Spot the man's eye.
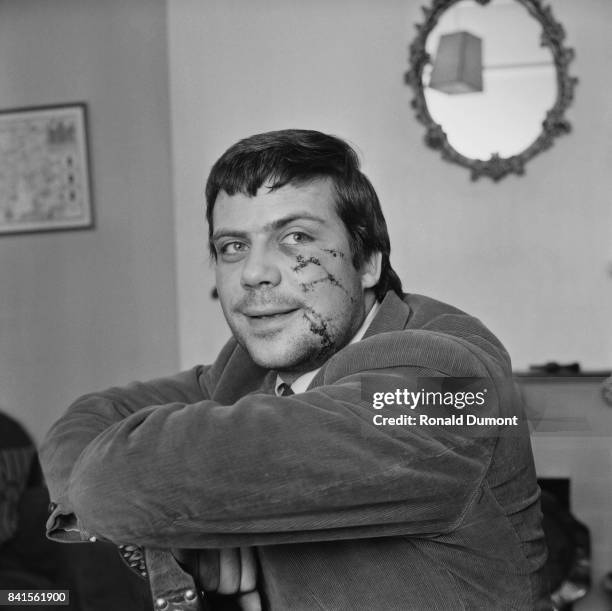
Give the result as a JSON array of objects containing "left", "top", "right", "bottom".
[
  {"left": 281, "top": 232, "right": 312, "bottom": 245},
  {"left": 220, "top": 241, "right": 248, "bottom": 255}
]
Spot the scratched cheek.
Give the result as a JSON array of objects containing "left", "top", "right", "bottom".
[
  {"left": 290, "top": 247, "right": 348, "bottom": 272},
  {"left": 298, "top": 268, "right": 356, "bottom": 304},
  {"left": 291, "top": 249, "right": 349, "bottom": 284},
  {"left": 301, "top": 308, "right": 335, "bottom": 358},
  {"left": 321, "top": 248, "right": 346, "bottom": 260},
  {"left": 291, "top": 253, "right": 321, "bottom": 273}
]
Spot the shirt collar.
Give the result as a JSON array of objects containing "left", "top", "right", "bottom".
[{"left": 275, "top": 300, "right": 381, "bottom": 396}]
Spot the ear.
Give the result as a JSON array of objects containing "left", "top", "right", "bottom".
[{"left": 360, "top": 251, "right": 382, "bottom": 290}]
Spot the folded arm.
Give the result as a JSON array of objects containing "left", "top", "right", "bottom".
[
  {"left": 40, "top": 332, "right": 506, "bottom": 548},
  {"left": 40, "top": 367, "right": 209, "bottom": 510}
]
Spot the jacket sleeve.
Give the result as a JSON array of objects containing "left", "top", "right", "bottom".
[
  {"left": 39, "top": 367, "right": 219, "bottom": 547},
  {"left": 40, "top": 329, "right": 514, "bottom": 548}
]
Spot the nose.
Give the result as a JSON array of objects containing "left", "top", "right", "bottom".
[{"left": 240, "top": 244, "right": 282, "bottom": 289}]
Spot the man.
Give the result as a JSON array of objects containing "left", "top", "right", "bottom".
[{"left": 40, "top": 129, "right": 550, "bottom": 610}]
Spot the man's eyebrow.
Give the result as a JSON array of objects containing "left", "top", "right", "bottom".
[{"left": 212, "top": 213, "right": 326, "bottom": 242}]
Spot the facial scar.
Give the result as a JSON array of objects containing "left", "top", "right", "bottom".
[
  {"left": 322, "top": 249, "right": 345, "bottom": 259},
  {"left": 299, "top": 274, "right": 355, "bottom": 303},
  {"left": 301, "top": 307, "right": 334, "bottom": 357},
  {"left": 291, "top": 255, "right": 321, "bottom": 272},
  {"left": 292, "top": 254, "right": 356, "bottom": 302}
]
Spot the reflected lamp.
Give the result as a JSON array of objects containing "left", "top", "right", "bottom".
[{"left": 429, "top": 31, "right": 483, "bottom": 94}]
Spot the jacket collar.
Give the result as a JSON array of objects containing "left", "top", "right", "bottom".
[{"left": 363, "top": 291, "right": 410, "bottom": 339}]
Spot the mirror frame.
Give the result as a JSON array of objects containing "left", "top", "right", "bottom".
[{"left": 405, "top": 0, "right": 578, "bottom": 181}]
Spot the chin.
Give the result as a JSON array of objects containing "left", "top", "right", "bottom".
[{"left": 243, "top": 336, "right": 318, "bottom": 371}]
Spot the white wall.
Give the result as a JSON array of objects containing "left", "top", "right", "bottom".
[
  {"left": 168, "top": 0, "right": 612, "bottom": 372},
  {"left": 0, "top": 0, "right": 178, "bottom": 442}
]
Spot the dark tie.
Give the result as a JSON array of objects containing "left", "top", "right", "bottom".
[{"left": 278, "top": 382, "right": 294, "bottom": 396}]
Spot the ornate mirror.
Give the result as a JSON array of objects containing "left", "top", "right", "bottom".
[{"left": 405, "top": 0, "right": 578, "bottom": 181}]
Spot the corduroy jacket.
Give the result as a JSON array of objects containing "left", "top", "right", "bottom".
[{"left": 40, "top": 292, "right": 551, "bottom": 610}]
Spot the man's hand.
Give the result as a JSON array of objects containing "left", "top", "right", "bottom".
[{"left": 173, "top": 547, "right": 262, "bottom": 611}]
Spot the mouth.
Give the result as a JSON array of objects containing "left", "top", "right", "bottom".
[
  {"left": 241, "top": 307, "right": 301, "bottom": 331},
  {"left": 244, "top": 308, "right": 299, "bottom": 320}
]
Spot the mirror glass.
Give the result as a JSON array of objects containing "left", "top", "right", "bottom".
[{"left": 422, "top": 0, "right": 556, "bottom": 160}]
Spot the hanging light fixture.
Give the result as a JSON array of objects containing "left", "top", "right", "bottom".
[{"left": 429, "top": 31, "right": 483, "bottom": 94}]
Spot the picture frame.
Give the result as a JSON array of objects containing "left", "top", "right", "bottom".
[{"left": 0, "top": 102, "right": 94, "bottom": 235}]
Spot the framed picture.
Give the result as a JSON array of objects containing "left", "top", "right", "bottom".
[{"left": 0, "top": 103, "right": 93, "bottom": 235}]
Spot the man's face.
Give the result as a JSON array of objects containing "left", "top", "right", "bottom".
[{"left": 212, "top": 178, "right": 380, "bottom": 375}]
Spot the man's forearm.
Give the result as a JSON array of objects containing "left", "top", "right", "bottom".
[
  {"left": 40, "top": 332, "right": 509, "bottom": 549},
  {"left": 40, "top": 367, "right": 210, "bottom": 516},
  {"left": 51, "top": 371, "right": 499, "bottom": 548}
]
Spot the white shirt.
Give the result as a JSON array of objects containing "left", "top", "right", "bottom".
[{"left": 275, "top": 300, "right": 381, "bottom": 395}]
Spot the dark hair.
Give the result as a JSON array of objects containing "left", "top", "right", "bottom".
[{"left": 205, "top": 129, "right": 403, "bottom": 301}]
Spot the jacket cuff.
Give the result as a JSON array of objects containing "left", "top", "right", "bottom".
[{"left": 45, "top": 502, "right": 97, "bottom": 543}]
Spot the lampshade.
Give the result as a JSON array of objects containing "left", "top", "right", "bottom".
[{"left": 429, "top": 31, "right": 483, "bottom": 94}]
